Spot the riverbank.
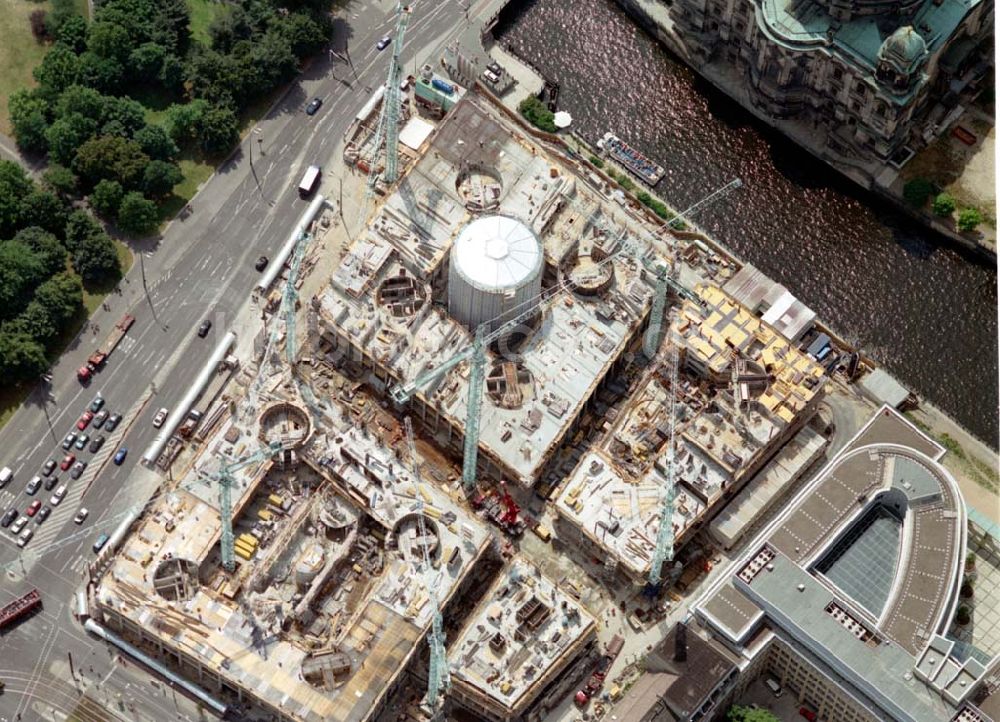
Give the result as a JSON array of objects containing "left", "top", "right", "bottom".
[{"left": 612, "top": 0, "right": 997, "bottom": 262}]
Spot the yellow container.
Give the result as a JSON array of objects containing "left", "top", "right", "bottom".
[
  {"left": 267, "top": 494, "right": 283, "bottom": 507},
  {"left": 234, "top": 545, "right": 254, "bottom": 560},
  {"left": 238, "top": 533, "right": 258, "bottom": 548},
  {"left": 532, "top": 524, "right": 552, "bottom": 543},
  {"left": 257, "top": 509, "right": 274, "bottom": 522}
]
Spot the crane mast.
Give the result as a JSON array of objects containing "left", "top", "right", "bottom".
[
  {"left": 403, "top": 417, "right": 449, "bottom": 709},
  {"left": 214, "top": 442, "right": 283, "bottom": 572},
  {"left": 647, "top": 346, "right": 679, "bottom": 589}
]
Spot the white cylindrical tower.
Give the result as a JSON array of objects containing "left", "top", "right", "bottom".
[{"left": 448, "top": 215, "right": 543, "bottom": 334}]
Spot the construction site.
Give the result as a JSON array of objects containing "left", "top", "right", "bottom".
[{"left": 80, "top": 9, "right": 859, "bottom": 722}]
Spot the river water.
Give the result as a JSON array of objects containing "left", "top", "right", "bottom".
[{"left": 495, "top": 0, "right": 999, "bottom": 446}]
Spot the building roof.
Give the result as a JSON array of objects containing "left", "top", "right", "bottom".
[
  {"left": 451, "top": 215, "right": 543, "bottom": 292},
  {"left": 695, "top": 407, "right": 975, "bottom": 722}
]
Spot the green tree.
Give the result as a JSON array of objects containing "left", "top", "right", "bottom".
[
  {"left": 46, "top": 0, "right": 79, "bottom": 39},
  {"left": 33, "top": 43, "right": 79, "bottom": 94},
  {"left": 73, "top": 231, "right": 121, "bottom": 282},
  {"left": 517, "top": 96, "right": 557, "bottom": 133},
  {"left": 957, "top": 208, "right": 983, "bottom": 232},
  {"left": 0, "top": 160, "right": 33, "bottom": 238},
  {"left": 100, "top": 97, "right": 147, "bottom": 138},
  {"left": 73, "top": 135, "right": 150, "bottom": 190},
  {"left": 8, "top": 89, "right": 50, "bottom": 154},
  {"left": 56, "top": 85, "right": 106, "bottom": 122},
  {"left": 87, "top": 21, "right": 132, "bottom": 63},
  {"left": 932, "top": 192, "right": 956, "bottom": 217},
  {"left": 45, "top": 113, "right": 98, "bottom": 167},
  {"left": 90, "top": 179, "right": 125, "bottom": 218},
  {"left": 726, "top": 705, "right": 780, "bottom": 722},
  {"left": 19, "top": 299, "right": 59, "bottom": 343},
  {"left": 133, "top": 125, "right": 179, "bottom": 161},
  {"left": 76, "top": 52, "right": 124, "bottom": 93},
  {"left": 159, "top": 54, "right": 185, "bottom": 93},
  {"left": 0, "top": 240, "right": 47, "bottom": 319},
  {"left": 276, "top": 13, "right": 329, "bottom": 59},
  {"left": 43, "top": 164, "right": 78, "bottom": 198},
  {"left": 198, "top": 105, "right": 240, "bottom": 155},
  {"left": 128, "top": 42, "right": 167, "bottom": 83},
  {"left": 116, "top": 191, "right": 158, "bottom": 237},
  {"left": 902, "top": 178, "right": 933, "bottom": 207},
  {"left": 35, "top": 271, "right": 82, "bottom": 327},
  {"left": 18, "top": 190, "right": 69, "bottom": 238},
  {"left": 13, "top": 227, "right": 67, "bottom": 276},
  {"left": 64, "top": 209, "right": 104, "bottom": 253},
  {"left": 0, "top": 327, "right": 48, "bottom": 382},
  {"left": 54, "top": 14, "right": 88, "bottom": 53},
  {"left": 162, "top": 100, "right": 208, "bottom": 143},
  {"left": 142, "top": 160, "right": 183, "bottom": 198}
]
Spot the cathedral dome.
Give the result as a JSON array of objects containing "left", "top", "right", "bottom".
[{"left": 878, "top": 26, "right": 928, "bottom": 76}]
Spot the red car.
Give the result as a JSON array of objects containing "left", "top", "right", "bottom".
[
  {"left": 799, "top": 708, "right": 818, "bottom": 722},
  {"left": 25, "top": 500, "right": 41, "bottom": 517},
  {"left": 76, "top": 411, "right": 94, "bottom": 430},
  {"left": 60, "top": 454, "right": 76, "bottom": 471}
]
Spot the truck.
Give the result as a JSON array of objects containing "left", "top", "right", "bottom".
[
  {"left": 78, "top": 314, "right": 135, "bottom": 383},
  {"left": 0, "top": 589, "right": 41, "bottom": 630}
]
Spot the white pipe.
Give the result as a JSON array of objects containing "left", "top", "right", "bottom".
[
  {"left": 106, "top": 510, "right": 139, "bottom": 552},
  {"left": 356, "top": 85, "right": 386, "bottom": 122},
  {"left": 84, "top": 619, "right": 229, "bottom": 717},
  {"left": 255, "top": 195, "right": 327, "bottom": 296},
  {"left": 142, "top": 332, "right": 237, "bottom": 466}
]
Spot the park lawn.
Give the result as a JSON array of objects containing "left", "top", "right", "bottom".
[
  {"left": 187, "top": 0, "right": 226, "bottom": 47},
  {"left": 0, "top": 1, "right": 53, "bottom": 134},
  {"left": 158, "top": 152, "right": 214, "bottom": 223}
]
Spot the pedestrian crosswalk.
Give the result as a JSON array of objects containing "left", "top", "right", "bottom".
[{"left": 1, "top": 391, "right": 152, "bottom": 562}]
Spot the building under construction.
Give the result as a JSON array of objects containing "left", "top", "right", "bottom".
[{"left": 553, "top": 283, "right": 828, "bottom": 585}]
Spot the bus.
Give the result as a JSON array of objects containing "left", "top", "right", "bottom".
[{"left": 298, "top": 165, "right": 321, "bottom": 197}]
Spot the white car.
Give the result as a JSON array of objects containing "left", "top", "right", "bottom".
[
  {"left": 16, "top": 528, "right": 33, "bottom": 548},
  {"left": 74, "top": 508, "right": 89, "bottom": 524},
  {"left": 50, "top": 485, "right": 67, "bottom": 506},
  {"left": 153, "top": 408, "right": 169, "bottom": 428},
  {"left": 10, "top": 516, "right": 27, "bottom": 535}
]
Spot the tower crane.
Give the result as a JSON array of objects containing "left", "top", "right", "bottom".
[
  {"left": 202, "top": 441, "right": 284, "bottom": 573},
  {"left": 403, "top": 417, "right": 449, "bottom": 710},
  {"left": 646, "top": 345, "right": 680, "bottom": 593},
  {"left": 358, "top": 3, "right": 412, "bottom": 225}
]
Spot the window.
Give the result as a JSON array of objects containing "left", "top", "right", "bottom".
[
  {"left": 851, "top": 100, "right": 862, "bottom": 112},
  {"left": 833, "top": 67, "right": 843, "bottom": 80}
]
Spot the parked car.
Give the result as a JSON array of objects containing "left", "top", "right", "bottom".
[
  {"left": 35, "top": 506, "right": 51, "bottom": 524},
  {"left": 44, "top": 475, "right": 58, "bottom": 491},
  {"left": 42, "top": 460, "right": 57, "bottom": 477},
  {"left": 73, "top": 508, "right": 89, "bottom": 524},
  {"left": 74, "top": 433, "right": 89, "bottom": 450},
  {"left": 376, "top": 35, "right": 391, "bottom": 50},
  {"left": 197, "top": 320, "right": 212, "bottom": 338},
  {"left": 255, "top": 256, "right": 269, "bottom": 272},
  {"left": 89, "top": 436, "right": 105, "bottom": 453},
  {"left": 25, "top": 500, "right": 41, "bottom": 517},
  {"left": 50, "top": 485, "right": 68, "bottom": 506},
  {"left": 70, "top": 461, "right": 87, "bottom": 480},
  {"left": 92, "top": 409, "right": 109, "bottom": 428},
  {"left": 113, "top": 448, "right": 128, "bottom": 466},
  {"left": 10, "top": 517, "right": 27, "bottom": 535},
  {"left": 76, "top": 411, "right": 94, "bottom": 430},
  {"left": 16, "top": 528, "right": 33, "bottom": 548},
  {"left": 60, "top": 454, "right": 76, "bottom": 471},
  {"left": 104, "top": 413, "right": 122, "bottom": 432},
  {"left": 153, "top": 408, "right": 169, "bottom": 428},
  {"left": 1, "top": 509, "right": 18, "bottom": 527},
  {"left": 305, "top": 97, "right": 323, "bottom": 115},
  {"left": 487, "top": 61, "right": 502, "bottom": 75},
  {"left": 25, "top": 477, "right": 41, "bottom": 496},
  {"left": 92, "top": 533, "right": 109, "bottom": 553},
  {"left": 89, "top": 395, "right": 105, "bottom": 413},
  {"left": 62, "top": 432, "right": 77, "bottom": 450}
]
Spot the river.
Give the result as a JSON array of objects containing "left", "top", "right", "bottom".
[{"left": 495, "top": 0, "right": 999, "bottom": 447}]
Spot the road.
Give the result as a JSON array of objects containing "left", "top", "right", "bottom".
[{"left": 0, "top": 1, "right": 487, "bottom": 719}]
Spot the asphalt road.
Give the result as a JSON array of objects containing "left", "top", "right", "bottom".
[{"left": 0, "top": 2, "right": 487, "bottom": 719}]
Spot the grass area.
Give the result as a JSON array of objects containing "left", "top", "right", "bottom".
[
  {"left": 158, "top": 151, "right": 214, "bottom": 223},
  {"left": 187, "top": 0, "right": 226, "bottom": 47},
  {"left": 0, "top": 1, "right": 54, "bottom": 135},
  {"left": 906, "top": 412, "right": 999, "bottom": 494}
]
